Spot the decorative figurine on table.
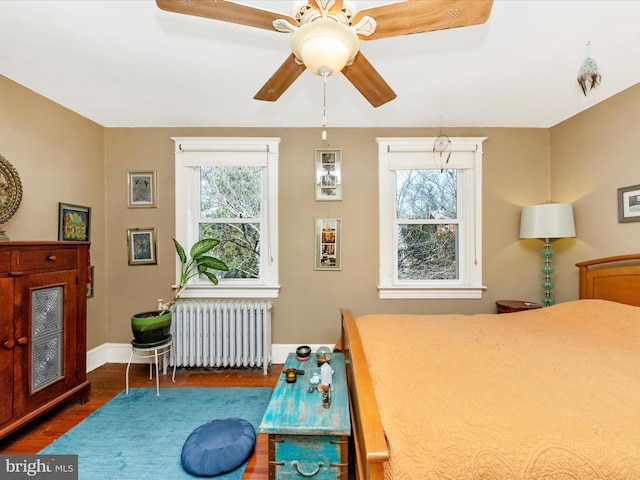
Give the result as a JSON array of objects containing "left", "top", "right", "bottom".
[
  {"left": 320, "top": 361, "right": 332, "bottom": 386},
  {"left": 307, "top": 353, "right": 335, "bottom": 408},
  {"left": 316, "top": 346, "right": 332, "bottom": 366},
  {"left": 322, "top": 386, "right": 332, "bottom": 409},
  {"left": 320, "top": 361, "right": 333, "bottom": 408}
]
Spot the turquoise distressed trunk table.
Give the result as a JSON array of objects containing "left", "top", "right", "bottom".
[{"left": 259, "top": 352, "right": 350, "bottom": 479}]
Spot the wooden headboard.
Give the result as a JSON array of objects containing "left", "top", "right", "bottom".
[{"left": 577, "top": 253, "right": 640, "bottom": 306}]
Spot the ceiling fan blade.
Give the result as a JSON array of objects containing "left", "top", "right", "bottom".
[
  {"left": 254, "top": 55, "right": 307, "bottom": 102},
  {"left": 327, "top": 0, "right": 344, "bottom": 14},
  {"left": 155, "top": 0, "right": 296, "bottom": 31},
  {"left": 353, "top": 0, "right": 493, "bottom": 40},
  {"left": 342, "top": 53, "right": 397, "bottom": 107}
]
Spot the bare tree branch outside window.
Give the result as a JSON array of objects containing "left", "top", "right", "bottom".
[{"left": 396, "top": 169, "right": 459, "bottom": 280}]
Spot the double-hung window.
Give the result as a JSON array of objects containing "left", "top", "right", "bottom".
[
  {"left": 377, "top": 137, "right": 486, "bottom": 299},
  {"left": 173, "top": 137, "right": 280, "bottom": 299}
]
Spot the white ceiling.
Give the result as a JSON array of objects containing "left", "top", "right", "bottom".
[{"left": 1, "top": 0, "right": 639, "bottom": 129}]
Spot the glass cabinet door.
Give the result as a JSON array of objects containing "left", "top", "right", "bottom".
[
  {"left": 31, "top": 286, "right": 64, "bottom": 392},
  {"left": 13, "top": 269, "right": 77, "bottom": 415}
]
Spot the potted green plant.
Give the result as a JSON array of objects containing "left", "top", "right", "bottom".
[{"left": 131, "top": 238, "right": 228, "bottom": 344}]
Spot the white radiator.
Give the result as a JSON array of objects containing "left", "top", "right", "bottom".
[{"left": 170, "top": 301, "right": 272, "bottom": 375}]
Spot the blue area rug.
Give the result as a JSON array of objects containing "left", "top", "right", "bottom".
[{"left": 40, "top": 388, "right": 272, "bottom": 480}]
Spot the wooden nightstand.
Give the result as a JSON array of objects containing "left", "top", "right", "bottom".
[
  {"left": 496, "top": 300, "right": 544, "bottom": 314},
  {"left": 259, "top": 352, "right": 350, "bottom": 479}
]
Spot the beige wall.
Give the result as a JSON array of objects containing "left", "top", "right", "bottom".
[
  {"left": 104, "top": 127, "right": 551, "bottom": 345},
  {"left": 0, "top": 75, "right": 106, "bottom": 349},
  {"left": 550, "top": 82, "right": 640, "bottom": 299},
  {"left": 5, "top": 71, "right": 638, "bottom": 351}
]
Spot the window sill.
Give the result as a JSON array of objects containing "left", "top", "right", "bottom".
[
  {"left": 378, "top": 285, "right": 486, "bottom": 299},
  {"left": 179, "top": 285, "right": 280, "bottom": 299}
]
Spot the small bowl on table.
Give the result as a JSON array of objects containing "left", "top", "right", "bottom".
[{"left": 296, "top": 345, "right": 311, "bottom": 361}]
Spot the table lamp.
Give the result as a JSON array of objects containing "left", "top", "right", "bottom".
[{"left": 519, "top": 203, "right": 576, "bottom": 306}]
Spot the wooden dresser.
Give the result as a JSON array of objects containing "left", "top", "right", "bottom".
[
  {"left": 0, "top": 241, "right": 90, "bottom": 440},
  {"left": 260, "top": 352, "right": 350, "bottom": 479}
]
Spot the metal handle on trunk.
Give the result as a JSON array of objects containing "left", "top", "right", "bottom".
[{"left": 292, "top": 461, "right": 323, "bottom": 477}]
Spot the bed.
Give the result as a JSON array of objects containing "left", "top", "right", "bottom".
[{"left": 339, "top": 254, "right": 640, "bottom": 480}]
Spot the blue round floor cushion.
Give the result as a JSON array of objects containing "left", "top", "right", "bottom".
[{"left": 181, "top": 417, "right": 256, "bottom": 477}]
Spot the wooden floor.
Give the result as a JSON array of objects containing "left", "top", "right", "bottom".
[{"left": 0, "top": 362, "right": 281, "bottom": 479}]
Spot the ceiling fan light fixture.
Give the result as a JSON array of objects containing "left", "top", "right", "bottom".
[{"left": 291, "top": 19, "right": 359, "bottom": 76}]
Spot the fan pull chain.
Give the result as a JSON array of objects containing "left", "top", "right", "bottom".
[{"left": 321, "top": 68, "right": 328, "bottom": 140}]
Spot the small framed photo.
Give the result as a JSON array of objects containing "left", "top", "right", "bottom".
[
  {"left": 315, "top": 218, "right": 341, "bottom": 270},
  {"left": 58, "top": 203, "right": 91, "bottom": 241},
  {"left": 127, "top": 227, "right": 158, "bottom": 265},
  {"left": 128, "top": 171, "right": 157, "bottom": 208},
  {"left": 315, "top": 148, "right": 342, "bottom": 201},
  {"left": 618, "top": 184, "right": 640, "bottom": 223}
]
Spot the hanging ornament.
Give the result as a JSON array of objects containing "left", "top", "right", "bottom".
[
  {"left": 577, "top": 41, "right": 601, "bottom": 96},
  {"left": 433, "top": 134, "right": 451, "bottom": 172}
]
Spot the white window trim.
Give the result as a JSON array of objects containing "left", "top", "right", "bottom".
[
  {"left": 377, "top": 137, "right": 487, "bottom": 299},
  {"left": 173, "top": 137, "right": 280, "bottom": 299}
]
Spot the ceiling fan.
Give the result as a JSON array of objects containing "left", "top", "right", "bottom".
[{"left": 155, "top": 0, "right": 494, "bottom": 107}]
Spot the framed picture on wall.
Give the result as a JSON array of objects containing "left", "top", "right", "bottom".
[
  {"left": 58, "top": 203, "right": 91, "bottom": 241},
  {"left": 315, "top": 218, "right": 341, "bottom": 270},
  {"left": 315, "top": 148, "right": 342, "bottom": 201},
  {"left": 127, "top": 227, "right": 158, "bottom": 265},
  {"left": 618, "top": 184, "right": 640, "bottom": 223},
  {"left": 128, "top": 170, "right": 157, "bottom": 208}
]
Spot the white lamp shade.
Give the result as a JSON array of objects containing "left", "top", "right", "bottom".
[
  {"left": 291, "top": 20, "right": 359, "bottom": 76},
  {"left": 519, "top": 203, "right": 576, "bottom": 239}
]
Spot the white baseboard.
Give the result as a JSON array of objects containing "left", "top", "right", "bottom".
[{"left": 86, "top": 342, "right": 334, "bottom": 372}]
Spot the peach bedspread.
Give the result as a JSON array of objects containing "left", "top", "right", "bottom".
[{"left": 356, "top": 300, "right": 640, "bottom": 480}]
